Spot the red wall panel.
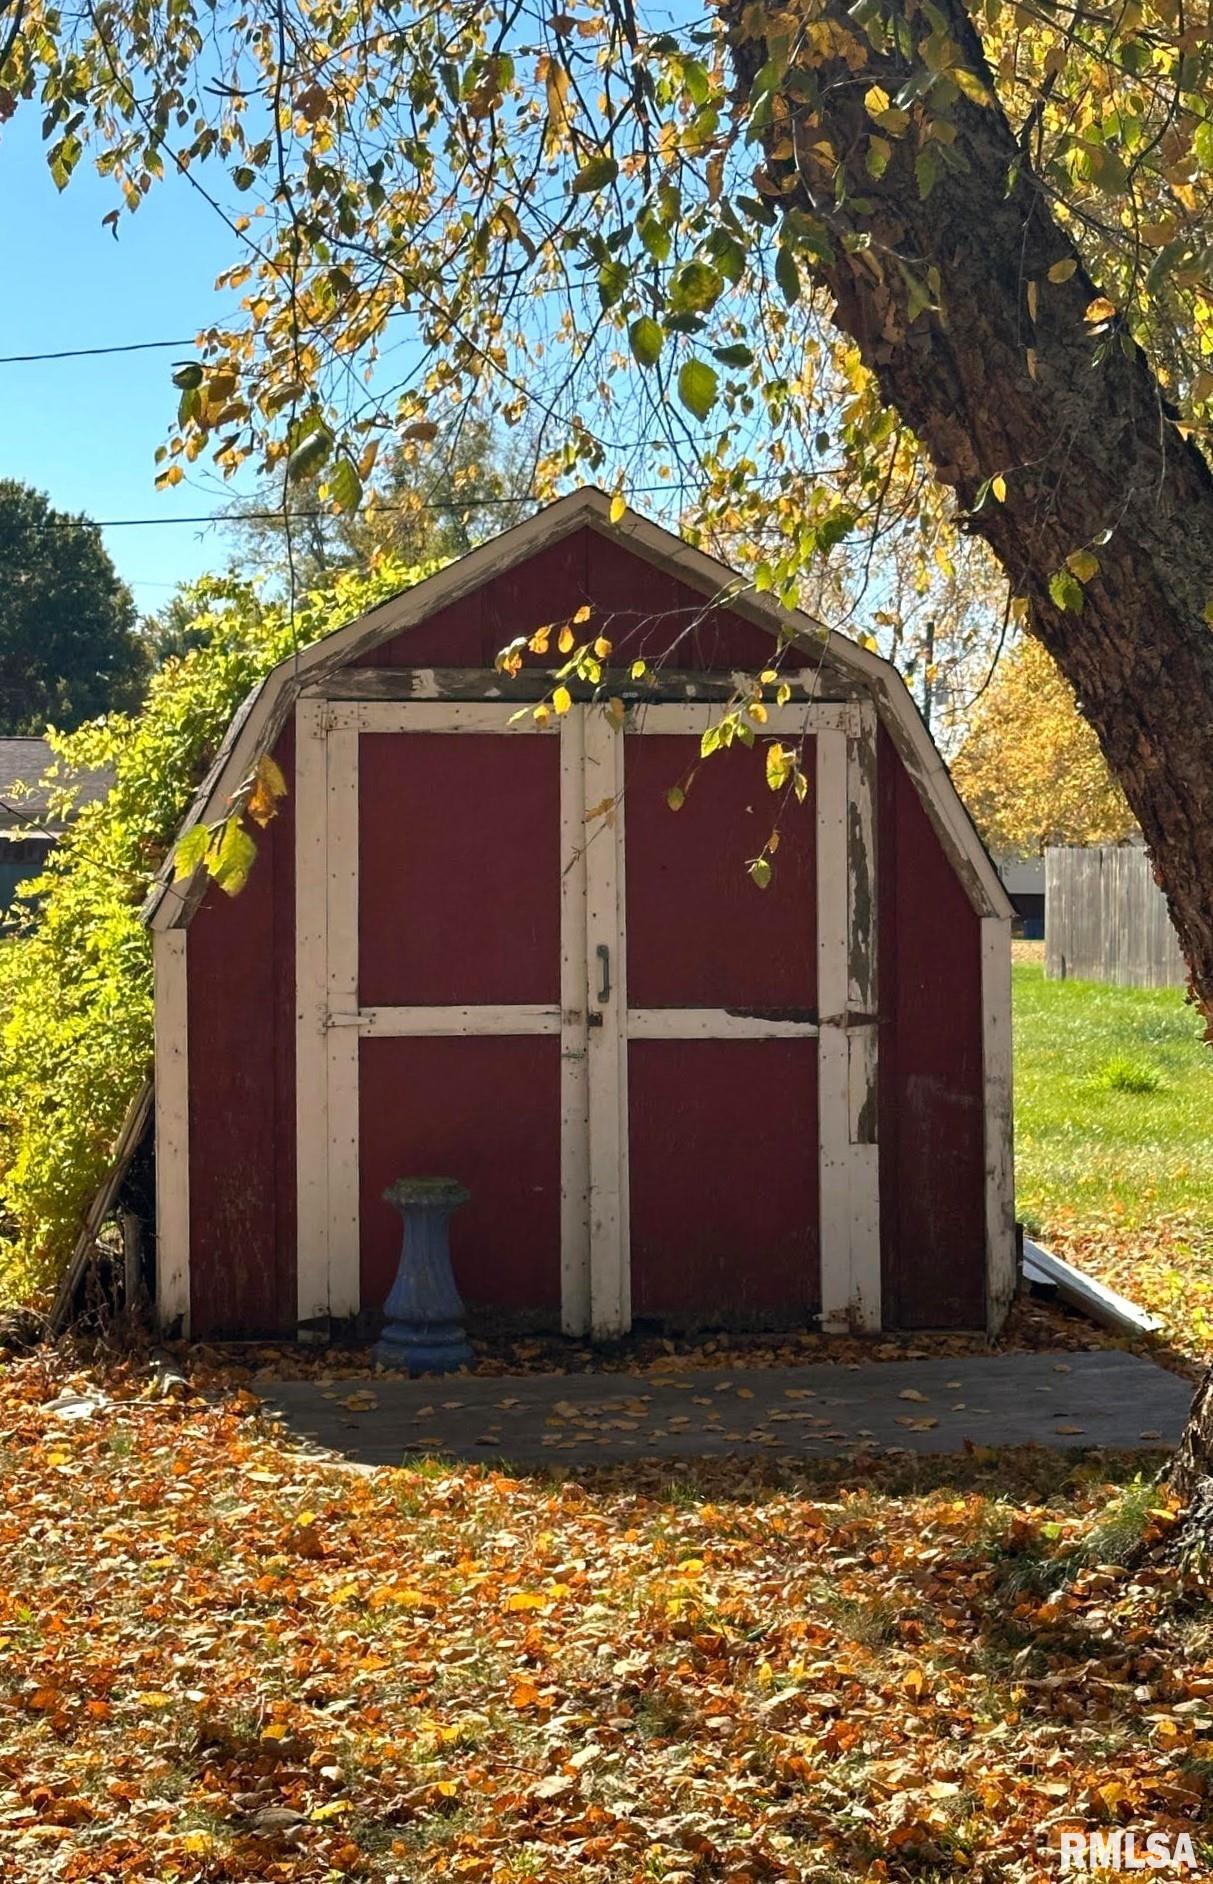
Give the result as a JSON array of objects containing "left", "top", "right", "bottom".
[
  {"left": 628, "top": 1038, "right": 819, "bottom": 1320},
  {"left": 356, "top": 526, "right": 815, "bottom": 677},
  {"left": 358, "top": 1035, "right": 562, "bottom": 1320},
  {"left": 624, "top": 733, "right": 816, "bottom": 1011},
  {"left": 877, "top": 727, "right": 986, "bottom": 1328},
  {"left": 358, "top": 732, "right": 560, "bottom": 1007},
  {"left": 186, "top": 722, "right": 296, "bottom": 1338}
]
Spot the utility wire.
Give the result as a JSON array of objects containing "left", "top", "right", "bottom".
[
  {"left": 10, "top": 488, "right": 687, "bottom": 530},
  {"left": 0, "top": 338, "right": 195, "bottom": 365}
]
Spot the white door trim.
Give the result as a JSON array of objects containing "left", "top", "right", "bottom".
[
  {"left": 298, "top": 695, "right": 881, "bottom": 1340},
  {"left": 335, "top": 1004, "right": 561, "bottom": 1036},
  {"left": 559, "top": 706, "right": 591, "bottom": 1335},
  {"left": 816, "top": 706, "right": 881, "bottom": 1331},
  {"left": 329, "top": 700, "right": 557, "bottom": 735},
  {"left": 299, "top": 699, "right": 581, "bottom": 1334},
  {"left": 593, "top": 701, "right": 881, "bottom": 1335},
  {"left": 816, "top": 724, "right": 851, "bottom": 1330},
  {"left": 844, "top": 701, "right": 881, "bottom": 1330},
  {"left": 583, "top": 709, "right": 630, "bottom": 1337},
  {"left": 631, "top": 701, "right": 859, "bottom": 736},
  {"left": 325, "top": 722, "right": 361, "bottom": 1320},
  {"left": 625, "top": 1008, "right": 820, "bottom": 1040}
]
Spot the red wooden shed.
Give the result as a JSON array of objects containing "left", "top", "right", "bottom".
[{"left": 146, "top": 489, "right": 1015, "bottom": 1343}]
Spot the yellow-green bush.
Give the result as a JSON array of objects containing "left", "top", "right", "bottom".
[{"left": 0, "top": 559, "right": 424, "bottom": 1308}]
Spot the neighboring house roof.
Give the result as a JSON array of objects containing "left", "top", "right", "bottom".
[
  {"left": 143, "top": 487, "right": 1013, "bottom": 928},
  {"left": 0, "top": 736, "right": 114, "bottom": 837}
]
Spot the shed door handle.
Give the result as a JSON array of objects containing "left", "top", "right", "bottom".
[{"left": 596, "top": 943, "right": 611, "bottom": 1005}]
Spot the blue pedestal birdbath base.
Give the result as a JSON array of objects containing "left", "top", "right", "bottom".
[{"left": 374, "top": 1177, "right": 472, "bottom": 1373}]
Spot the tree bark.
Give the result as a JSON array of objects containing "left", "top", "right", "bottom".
[
  {"left": 724, "top": 0, "right": 1213, "bottom": 1489},
  {"left": 727, "top": 0, "right": 1213, "bottom": 1021}
]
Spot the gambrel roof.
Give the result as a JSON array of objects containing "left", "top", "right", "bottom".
[{"left": 144, "top": 486, "right": 1011, "bottom": 929}]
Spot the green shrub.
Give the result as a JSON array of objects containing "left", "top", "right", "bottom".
[
  {"left": 1095, "top": 1055, "right": 1164, "bottom": 1095},
  {"left": 0, "top": 559, "right": 427, "bottom": 1308}
]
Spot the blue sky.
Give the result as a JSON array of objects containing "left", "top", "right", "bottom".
[{"left": 0, "top": 113, "right": 253, "bottom": 613}]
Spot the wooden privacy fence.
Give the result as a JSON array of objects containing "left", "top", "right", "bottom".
[{"left": 1045, "top": 845, "right": 1187, "bottom": 988}]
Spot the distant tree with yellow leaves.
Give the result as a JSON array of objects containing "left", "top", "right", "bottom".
[{"left": 952, "top": 640, "right": 1134, "bottom": 859}]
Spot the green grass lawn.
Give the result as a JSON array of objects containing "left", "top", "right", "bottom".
[{"left": 1013, "top": 960, "right": 1213, "bottom": 1234}]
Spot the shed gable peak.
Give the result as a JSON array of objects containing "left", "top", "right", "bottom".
[{"left": 143, "top": 490, "right": 1011, "bottom": 930}]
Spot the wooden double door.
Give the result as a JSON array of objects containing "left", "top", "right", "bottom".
[{"left": 295, "top": 694, "right": 881, "bottom": 1337}]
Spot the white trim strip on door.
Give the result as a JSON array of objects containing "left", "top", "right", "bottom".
[
  {"left": 153, "top": 927, "right": 191, "bottom": 1334},
  {"left": 816, "top": 711, "right": 882, "bottom": 1333},
  {"left": 847, "top": 702, "right": 879, "bottom": 1015},
  {"left": 329, "top": 700, "right": 558, "bottom": 735},
  {"left": 583, "top": 710, "right": 630, "bottom": 1338},
  {"left": 843, "top": 703, "right": 881, "bottom": 1332},
  {"left": 325, "top": 725, "right": 361, "bottom": 1320},
  {"left": 559, "top": 709, "right": 591, "bottom": 1335},
  {"left": 631, "top": 702, "right": 859, "bottom": 736},
  {"left": 342, "top": 1004, "right": 561, "bottom": 1037},
  {"left": 295, "top": 699, "right": 331, "bottom": 1329},
  {"left": 329, "top": 700, "right": 857, "bottom": 737},
  {"left": 981, "top": 914, "right": 1016, "bottom": 1333},
  {"left": 626, "top": 1008, "right": 820, "bottom": 1040}
]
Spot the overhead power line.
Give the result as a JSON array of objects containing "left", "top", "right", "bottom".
[
  {"left": 15, "top": 489, "right": 688, "bottom": 531},
  {"left": 0, "top": 338, "right": 195, "bottom": 365}
]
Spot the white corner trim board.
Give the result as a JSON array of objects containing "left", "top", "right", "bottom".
[
  {"left": 294, "top": 698, "right": 331, "bottom": 1328},
  {"left": 153, "top": 928, "right": 190, "bottom": 1333},
  {"left": 981, "top": 914, "right": 1017, "bottom": 1333}
]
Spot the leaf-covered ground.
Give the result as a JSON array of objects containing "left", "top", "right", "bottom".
[{"left": 3, "top": 1352, "right": 1212, "bottom": 1883}]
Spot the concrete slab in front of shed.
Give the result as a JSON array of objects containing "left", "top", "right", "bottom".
[{"left": 256, "top": 1349, "right": 1192, "bottom": 1470}]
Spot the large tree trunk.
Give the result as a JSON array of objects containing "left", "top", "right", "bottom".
[{"left": 724, "top": 0, "right": 1213, "bottom": 1487}]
